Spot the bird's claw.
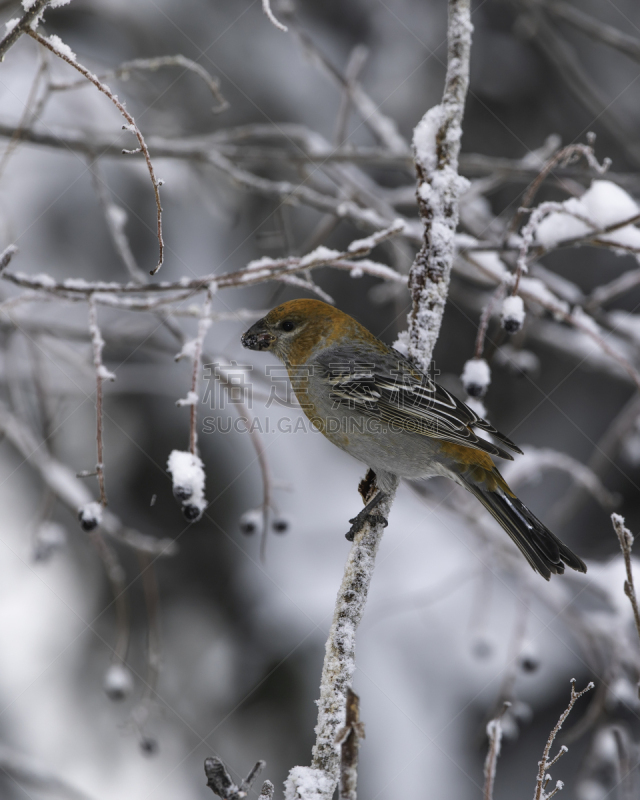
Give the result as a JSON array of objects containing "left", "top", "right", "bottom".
[{"left": 345, "top": 510, "right": 388, "bottom": 541}]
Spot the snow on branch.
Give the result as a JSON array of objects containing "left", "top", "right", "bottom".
[
  {"left": 0, "top": 223, "right": 407, "bottom": 302},
  {"left": 398, "top": 0, "right": 473, "bottom": 371},
  {"left": 0, "top": 0, "right": 49, "bottom": 61},
  {"left": 261, "top": 0, "right": 288, "bottom": 32}
]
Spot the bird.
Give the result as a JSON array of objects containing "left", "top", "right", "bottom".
[{"left": 241, "top": 298, "right": 586, "bottom": 580}]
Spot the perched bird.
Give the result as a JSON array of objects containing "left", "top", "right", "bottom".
[{"left": 241, "top": 299, "right": 586, "bottom": 580}]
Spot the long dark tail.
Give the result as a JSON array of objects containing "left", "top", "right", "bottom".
[{"left": 461, "top": 478, "right": 587, "bottom": 580}]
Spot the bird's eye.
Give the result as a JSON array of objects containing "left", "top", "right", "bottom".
[{"left": 281, "top": 320, "right": 295, "bottom": 332}]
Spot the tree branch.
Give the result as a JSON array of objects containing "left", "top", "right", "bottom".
[{"left": 284, "top": 3, "right": 473, "bottom": 798}]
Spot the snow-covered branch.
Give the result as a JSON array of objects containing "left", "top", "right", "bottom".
[
  {"left": 399, "top": 0, "right": 472, "bottom": 371},
  {"left": 286, "top": 4, "right": 473, "bottom": 798}
]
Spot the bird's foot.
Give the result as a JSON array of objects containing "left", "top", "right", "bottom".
[{"left": 345, "top": 493, "right": 387, "bottom": 541}]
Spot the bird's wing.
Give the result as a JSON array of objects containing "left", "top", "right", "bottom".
[{"left": 313, "top": 347, "right": 522, "bottom": 461}]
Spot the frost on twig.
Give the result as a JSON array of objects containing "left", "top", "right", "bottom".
[
  {"left": 167, "top": 450, "right": 207, "bottom": 522},
  {"left": 611, "top": 513, "right": 640, "bottom": 646},
  {"left": 533, "top": 680, "right": 594, "bottom": 800}
]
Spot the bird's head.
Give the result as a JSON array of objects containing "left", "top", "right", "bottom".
[{"left": 241, "top": 299, "right": 374, "bottom": 364}]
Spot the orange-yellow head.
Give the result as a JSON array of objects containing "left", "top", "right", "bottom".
[{"left": 241, "top": 299, "right": 380, "bottom": 364}]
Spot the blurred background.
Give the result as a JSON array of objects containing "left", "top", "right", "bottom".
[{"left": 1, "top": 0, "right": 640, "bottom": 798}]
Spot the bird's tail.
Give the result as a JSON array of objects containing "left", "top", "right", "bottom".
[{"left": 460, "top": 475, "right": 587, "bottom": 580}]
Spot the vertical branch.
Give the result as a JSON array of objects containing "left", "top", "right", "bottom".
[
  {"left": 88, "top": 296, "right": 114, "bottom": 506},
  {"left": 286, "top": 4, "right": 473, "bottom": 798},
  {"left": 189, "top": 290, "right": 213, "bottom": 455},
  {"left": 611, "top": 514, "right": 640, "bottom": 645},
  {"left": 307, "top": 487, "right": 397, "bottom": 779},
  {"left": 400, "top": 0, "right": 473, "bottom": 371},
  {"left": 533, "top": 680, "right": 594, "bottom": 800}
]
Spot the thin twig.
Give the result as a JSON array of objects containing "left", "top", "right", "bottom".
[
  {"left": 89, "top": 159, "right": 148, "bottom": 284},
  {"left": 131, "top": 550, "right": 162, "bottom": 751},
  {"left": 88, "top": 296, "right": 113, "bottom": 506},
  {"left": 544, "top": 1, "right": 640, "bottom": 64},
  {"left": 533, "top": 679, "right": 594, "bottom": 800},
  {"left": 523, "top": 9, "right": 640, "bottom": 167},
  {"left": 27, "top": 30, "right": 165, "bottom": 274},
  {"left": 88, "top": 530, "right": 130, "bottom": 665},
  {"left": 611, "top": 514, "right": 640, "bottom": 646},
  {"left": 52, "top": 55, "right": 228, "bottom": 113},
  {"left": 507, "top": 141, "right": 609, "bottom": 244},
  {"left": 484, "top": 702, "right": 510, "bottom": 800},
  {"left": 178, "top": 289, "right": 213, "bottom": 455}
]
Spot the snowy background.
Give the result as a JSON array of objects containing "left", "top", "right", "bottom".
[{"left": 1, "top": 0, "right": 640, "bottom": 798}]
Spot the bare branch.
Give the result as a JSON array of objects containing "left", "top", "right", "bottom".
[
  {"left": 88, "top": 297, "right": 114, "bottom": 507},
  {"left": 533, "top": 680, "right": 594, "bottom": 800},
  {"left": 521, "top": 9, "right": 640, "bottom": 167},
  {"left": 27, "top": 30, "right": 165, "bottom": 274},
  {"left": 611, "top": 514, "right": 640, "bottom": 646},
  {"left": 544, "top": 1, "right": 640, "bottom": 64},
  {"left": 53, "top": 55, "right": 229, "bottom": 113}
]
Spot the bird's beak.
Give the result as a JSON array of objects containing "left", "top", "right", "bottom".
[{"left": 241, "top": 318, "right": 276, "bottom": 351}]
